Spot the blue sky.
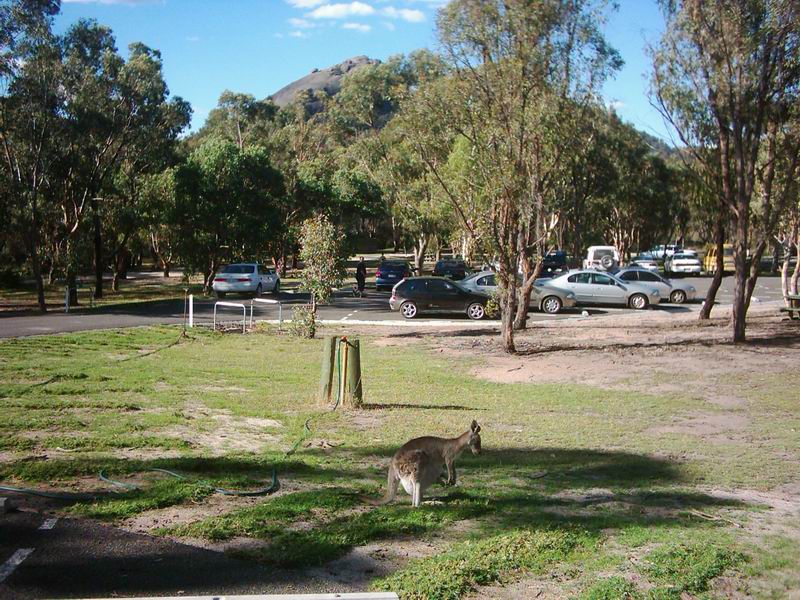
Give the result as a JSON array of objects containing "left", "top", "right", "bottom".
[{"left": 57, "top": 0, "right": 669, "bottom": 139}]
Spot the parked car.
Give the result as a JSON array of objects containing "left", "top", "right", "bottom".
[
  {"left": 375, "top": 260, "right": 413, "bottom": 291},
  {"left": 616, "top": 267, "right": 697, "bottom": 304},
  {"left": 664, "top": 251, "right": 702, "bottom": 276},
  {"left": 644, "top": 244, "right": 683, "bottom": 261},
  {"left": 703, "top": 244, "right": 735, "bottom": 274},
  {"left": 629, "top": 256, "right": 661, "bottom": 272},
  {"left": 389, "top": 276, "right": 490, "bottom": 319},
  {"left": 542, "top": 269, "right": 661, "bottom": 309},
  {"left": 459, "top": 270, "right": 577, "bottom": 314},
  {"left": 433, "top": 259, "right": 469, "bottom": 280},
  {"left": 541, "top": 250, "right": 570, "bottom": 276},
  {"left": 212, "top": 263, "right": 279, "bottom": 298},
  {"left": 583, "top": 246, "right": 620, "bottom": 271}
]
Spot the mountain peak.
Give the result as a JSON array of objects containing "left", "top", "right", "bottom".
[{"left": 271, "top": 56, "right": 380, "bottom": 108}]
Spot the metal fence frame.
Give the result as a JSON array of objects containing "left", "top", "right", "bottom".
[{"left": 213, "top": 301, "right": 247, "bottom": 333}]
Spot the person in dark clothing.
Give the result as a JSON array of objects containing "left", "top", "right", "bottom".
[{"left": 355, "top": 257, "right": 367, "bottom": 295}]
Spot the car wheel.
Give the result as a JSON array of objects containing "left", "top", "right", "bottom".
[
  {"left": 629, "top": 293, "right": 649, "bottom": 310},
  {"left": 467, "top": 302, "right": 485, "bottom": 320},
  {"left": 255, "top": 284, "right": 263, "bottom": 298},
  {"left": 541, "top": 295, "right": 562, "bottom": 314},
  {"left": 670, "top": 289, "right": 686, "bottom": 304},
  {"left": 600, "top": 255, "right": 614, "bottom": 269},
  {"left": 400, "top": 301, "right": 418, "bottom": 319},
  {"left": 216, "top": 291, "right": 226, "bottom": 299}
]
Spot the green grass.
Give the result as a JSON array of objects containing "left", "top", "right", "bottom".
[
  {"left": 0, "top": 325, "right": 796, "bottom": 598},
  {"left": 375, "top": 529, "right": 588, "bottom": 600}
]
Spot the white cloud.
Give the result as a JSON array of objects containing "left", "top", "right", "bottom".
[
  {"left": 285, "top": 0, "right": 326, "bottom": 7},
  {"left": 342, "top": 22, "right": 371, "bottom": 33},
  {"left": 382, "top": 6, "right": 425, "bottom": 22},
  {"left": 289, "top": 30, "right": 310, "bottom": 38},
  {"left": 382, "top": 21, "right": 396, "bottom": 31},
  {"left": 288, "top": 17, "right": 315, "bottom": 28},
  {"left": 308, "top": 2, "right": 375, "bottom": 19},
  {"left": 185, "top": 35, "right": 200, "bottom": 42}
]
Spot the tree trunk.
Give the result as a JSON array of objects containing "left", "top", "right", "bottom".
[
  {"left": 92, "top": 201, "right": 103, "bottom": 299},
  {"left": 500, "top": 275, "right": 518, "bottom": 353},
  {"left": 743, "top": 239, "right": 767, "bottom": 312},
  {"left": 413, "top": 234, "right": 428, "bottom": 274},
  {"left": 731, "top": 216, "right": 749, "bottom": 343},
  {"left": 162, "top": 261, "right": 170, "bottom": 278},
  {"left": 699, "top": 219, "right": 725, "bottom": 320},
  {"left": 391, "top": 215, "right": 400, "bottom": 252},
  {"left": 31, "top": 250, "right": 47, "bottom": 313},
  {"left": 791, "top": 228, "right": 800, "bottom": 295},
  {"left": 514, "top": 259, "right": 542, "bottom": 330}
]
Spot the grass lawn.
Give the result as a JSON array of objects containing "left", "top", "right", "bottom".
[{"left": 0, "top": 324, "right": 797, "bottom": 598}]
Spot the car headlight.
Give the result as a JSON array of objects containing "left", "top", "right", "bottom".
[
  {"left": 688, "top": 286, "right": 696, "bottom": 292},
  {"left": 651, "top": 289, "right": 659, "bottom": 296},
  {"left": 567, "top": 292, "right": 576, "bottom": 299}
]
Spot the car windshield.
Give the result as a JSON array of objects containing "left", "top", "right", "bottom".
[
  {"left": 593, "top": 249, "right": 614, "bottom": 259},
  {"left": 673, "top": 254, "right": 694, "bottom": 260},
  {"left": 221, "top": 265, "right": 255, "bottom": 274},
  {"left": 380, "top": 262, "right": 407, "bottom": 271}
]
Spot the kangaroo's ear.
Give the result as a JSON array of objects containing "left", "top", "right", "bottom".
[
  {"left": 471, "top": 420, "right": 478, "bottom": 432},
  {"left": 474, "top": 425, "right": 481, "bottom": 434}
]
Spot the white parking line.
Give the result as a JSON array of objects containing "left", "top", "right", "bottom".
[
  {"left": 0, "top": 548, "right": 34, "bottom": 583},
  {"left": 341, "top": 312, "right": 356, "bottom": 322},
  {"left": 39, "top": 517, "right": 58, "bottom": 530}
]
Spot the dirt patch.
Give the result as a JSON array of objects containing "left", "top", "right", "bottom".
[
  {"left": 162, "top": 401, "right": 285, "bottom": 454},
  {"left": 646, "top": 412, "right": 751, "bottom": 437}
]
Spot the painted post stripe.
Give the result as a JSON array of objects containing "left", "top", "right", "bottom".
[
  {"left": 39, "top": 517, "right": 58, "bottom": 530},
  {"left": 0, "top": 548, "right": 34, "bottom": 584}
]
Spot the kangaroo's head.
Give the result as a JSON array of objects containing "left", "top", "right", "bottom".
[{"left": 468, "top": 420, "right": 482, "bottom": 455}]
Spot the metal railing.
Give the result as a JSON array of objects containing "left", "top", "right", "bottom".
[
  {"left": 250, "top": 297, "right": 283, "bottom": 329},
  {"left": 64, "top": 285, "right": 95, "bottom": 313},
  {"left": 213, "top": 301, "right": 247, "bottom": 333}
]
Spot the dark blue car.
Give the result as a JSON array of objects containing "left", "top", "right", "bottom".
[{"left": 375, "top": 260, "right": 413, "bottom": 291}]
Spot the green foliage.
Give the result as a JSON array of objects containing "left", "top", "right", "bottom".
[
  {"left": 641, "top": 543, "right": 745, "bottom": 597},
  {"left": 289, "top": 304, "right": 316, "bottom": 339},
  {"left": 581, "top": 577, "right": 640, "bottom": 600},
  {"left": 374, "top": 529, "right": 584, "bottom": 600},
  {"left": 172, "top": 138, "right": 285, "bottom": 289},
  {"left": 298, "top": 214, "right": 346, "bottom": 304}
]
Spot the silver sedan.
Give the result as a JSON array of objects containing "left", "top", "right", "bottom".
[
  {"left": 541, "top": 270, "right": 661, "bottom": 309},
  {"left": 459, "top": 270, "right": 578, "bottom": 314},
  {"left": 615, "top": 267, "right": 697, "bottom": 304}
]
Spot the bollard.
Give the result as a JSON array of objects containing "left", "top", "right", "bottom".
[
  {"left": 345, "top": 338, "right": 363, "bottom": 407},
  {"left": 318, "top": 336, "right": 337, "bottom": 404}
]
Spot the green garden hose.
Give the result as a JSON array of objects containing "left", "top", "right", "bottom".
[{"left": 99, "top": 468, "right": 280, "bottom": 497}]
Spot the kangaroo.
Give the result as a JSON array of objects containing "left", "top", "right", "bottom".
[{"left": 383, "top": 420, "right": 482, "bottom": 507}]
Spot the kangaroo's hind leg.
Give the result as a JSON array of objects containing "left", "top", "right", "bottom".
[
  {"left": 412, "top": 481, "right": 422, "bottom": 507},
  {"left": 383, "top": 464, "right": 400, "bottom": 504}
]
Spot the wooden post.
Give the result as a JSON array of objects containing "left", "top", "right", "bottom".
[
  {"left": 339, "top": 338, "right": 349, "bottom": 408},
  {"left": 346, "top": 338, "right": 363, "bottom": 407},
  {"left": 319, "top": 336, "right": 337, "bottom": 404}
]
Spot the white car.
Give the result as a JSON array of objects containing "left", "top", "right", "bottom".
[
  {"left": 544, "top": 270, "right": 661, "bottom": 309},
  {"left": 459, "top": 270, "right": 577, "bottom": 314},
  {"left": 212, "top": 263, "right": 280, "bottom": 298},
  {"left": 616, "top": 267, "right": 697, "bottom": 304},
  {"left": 583, "top": 246, "right": 620, "bottom": 270},
  {"left": 630, "top": 257, "right": 660, "bottom": 272},
  {"left": 665, "top": 252, "right": 702, "bottom": 276}
]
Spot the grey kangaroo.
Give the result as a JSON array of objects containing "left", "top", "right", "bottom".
[{"left": 383, "top": 420, "right": 482, "bottom": 507}]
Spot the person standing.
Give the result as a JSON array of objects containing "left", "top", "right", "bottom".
[{"left": 355, "top": 257, "right": 367, "bottom": 295}]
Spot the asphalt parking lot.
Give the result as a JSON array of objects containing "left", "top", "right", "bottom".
[{"left": 0, "top": 274, "right": 789, "bottom": 338}]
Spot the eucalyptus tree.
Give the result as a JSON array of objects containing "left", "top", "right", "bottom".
[
  {"left": 651, "top": 0, "right": 800, "bottom": 342},
  {"left": 170, "top": 138, "right": 284, "bottom": 293},
  {"left": 0, "top": 0, "right": 62, "bottom": 310},
  {"left": 401, "top": 0, "right": 621, "bottom": 352}
]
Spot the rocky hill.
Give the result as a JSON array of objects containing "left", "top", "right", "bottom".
[{"left": 270, "top": 55, "right": 380, "bottom": 108}]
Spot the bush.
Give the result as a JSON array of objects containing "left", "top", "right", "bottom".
[{"left": 289, "top": 305, "right": 316, "bottom": 339}]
